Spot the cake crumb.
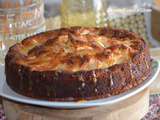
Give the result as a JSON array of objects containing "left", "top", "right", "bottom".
[
  {"left": 110, "top": 74, "right": 114, "bottom": 87},
  {"left": 95, "top": 88, "right": 98, "bottom": 93},
  {"left": 82, "top": 82, "right": 85, "bottom": 87},
  {"left": 18, "top": 68, "right": 21, "bottom": 72},
  {"left": 92, "top": 71, "right": 97, "bottom": 83},
  {"left": 79, "top": 75, "right": 85, "bottom": 81}
]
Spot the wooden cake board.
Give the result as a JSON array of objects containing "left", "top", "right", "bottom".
[{"left": 2, "top": 89, "right": 149, "bottom": 120}]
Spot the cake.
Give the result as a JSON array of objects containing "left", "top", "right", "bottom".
[{"left": 5, "top": 27, "right": 152, "bottom": 101}]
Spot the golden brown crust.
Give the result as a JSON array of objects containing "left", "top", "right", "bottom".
[
  {"left": 7, "top": 27, "right": 142, "bottom": 72},
  {"left": 5, "top": 27, "right": 152, "bottom": 101}
]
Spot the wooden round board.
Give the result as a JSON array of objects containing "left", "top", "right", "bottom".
[{"left": 3, "top": 89, "right": 149, "bottom": 120}]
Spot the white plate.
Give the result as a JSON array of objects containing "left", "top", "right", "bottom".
[{"left": 0, "top": 59, "right": 160, "bottom": 109}]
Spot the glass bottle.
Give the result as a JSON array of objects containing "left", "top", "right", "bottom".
[
  {"left": 0, "top": 0, "right": 45, "bottom": 64},
  {"left": 61, "top": 0, "right": 108, "bottom": 27}
]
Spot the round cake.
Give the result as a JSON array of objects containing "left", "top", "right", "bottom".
[{"left": 5, "top": 27, "right": 152, "bottom": 101}]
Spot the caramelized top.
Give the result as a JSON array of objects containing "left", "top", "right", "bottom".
[{"left": 8, "top": 27, "right": 144, "bottom": 72}]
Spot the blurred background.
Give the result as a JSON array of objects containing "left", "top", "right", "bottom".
[
  {"left": 45, "top": 0, "right": 151, "bottom": 17},
  {"left": 44, "top": 0, "right": 160, "bottom": 47}
]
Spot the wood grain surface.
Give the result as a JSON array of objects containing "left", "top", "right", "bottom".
[{"left": 2, "top": 89, "right": 149, "bottom": 120}]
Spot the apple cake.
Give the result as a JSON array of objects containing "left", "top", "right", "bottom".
[{"left": 5, "top": 27, "right": 152, "bottom": 101}]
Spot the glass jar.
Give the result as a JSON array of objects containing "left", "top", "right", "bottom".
[
  {"left": 61, "top": 0, "right": 108, "bottom": 27},
  {"left": 0, "top": 0, "right": 45, "bottom": 64}
]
